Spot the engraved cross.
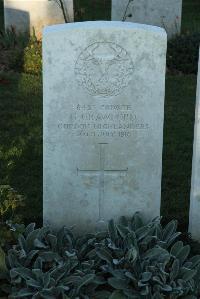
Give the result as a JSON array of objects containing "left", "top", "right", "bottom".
[{"left": 77, "top": 143, "right": 128, "bottom": 223}]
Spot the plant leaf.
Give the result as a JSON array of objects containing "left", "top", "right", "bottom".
[
  {"left": 170, "top": 259, "right": 179, "bottom": 280},
  {"left": 176, "top": 245, "right": 190, "bottom": 265},
  {"left": 96, "top": 247, "right": 113, "bottom": 264},
  {"left": 109, "top": 290, "right": 126, "bottom": 299},
  {"left": 108, "top": 278, "right": 128, "bottom": 290}
]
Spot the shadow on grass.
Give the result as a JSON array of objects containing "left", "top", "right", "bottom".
[
  {"left": 161, "top": 75, "right": 197, "bottom": 231},
  {"left": 0, "top": 4, "right": 43, "bottom": 224}
]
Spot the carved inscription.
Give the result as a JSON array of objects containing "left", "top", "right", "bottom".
[
  {"left": 77, "top": 143, "right": 128, "bottom": 223},
  {"left": 58, "top": 104, "right": 149, "bottom": 138},
  {"left": 75, "top": 42, "right": 134, "bottom": 97}
]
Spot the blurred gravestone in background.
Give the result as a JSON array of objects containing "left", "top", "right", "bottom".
[
  {"left": 112, "top": 0, "right": 182, "bottom": 39},
  {"left": 3, "top": 0, "right": 74, "bottom": 38}
]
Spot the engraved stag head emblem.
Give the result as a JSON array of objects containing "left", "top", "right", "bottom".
[{"left": 75, "top": 42, "right": 134, "bottom": 98}]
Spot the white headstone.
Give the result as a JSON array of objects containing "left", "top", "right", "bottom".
[
  {"left": 43, "top": 21, "right": 167, "bottom": 232},
  {"left": 4, "top": 0, "right": 74, "bottom": 38},
  {"left": 112, "top": 0, "right": 182, "bottom": 38},
  {"left": 189, "top": 49, "right": 200, "bottom": 241}
]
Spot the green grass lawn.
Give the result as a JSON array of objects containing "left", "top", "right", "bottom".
[
  {"left": 0, "top": 73, "right": 42, "bottom": 223},
  {"left": 74, "top": 0, "right": 110, "bottom": 21},
  {"left": 0, "top": 72, "right": 197, "bottom": 229}
]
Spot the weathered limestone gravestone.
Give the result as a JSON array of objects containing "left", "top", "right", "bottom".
[
  {"left": 189, "top": 49, "right": 200, "bottom": 241},
  {"left": 112, "top": 0, "right": 182, "bottom": 38},
  {"left": 43, "top": 21, "right": 167, "bottom": 232},
  {"left": 4, "top": 0, "right": 74, "bottom": 38}
]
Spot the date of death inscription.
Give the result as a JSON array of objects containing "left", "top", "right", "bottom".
[{"left": 57, "top": 104, "right": 150, "bottom": 138}]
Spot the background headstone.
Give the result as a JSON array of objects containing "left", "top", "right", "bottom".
[
  {"left": 43, "top": 21, "right": 167, "bottom": 233},
  {"left": 4, "top": 0, "right": 74, "bottom": 38},
  {"left": 112, "top": 0, "right": 182, "bottom": 38},
  {"left": 189, "top": 49, "right": 200, "bottom": 241}
]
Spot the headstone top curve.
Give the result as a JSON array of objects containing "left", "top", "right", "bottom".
[{"left": 43, "top": 21, "right": 167, "bottom": 37}]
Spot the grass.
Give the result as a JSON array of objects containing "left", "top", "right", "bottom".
[
  {"left": 74, "top": 0, "right": 111, "bottom": 21},
  {"left": 161, "top": 75, "right": 196, "bottom": 230},
  {"left": 0, "top": 72, "right": 42, "bottom": 223}
]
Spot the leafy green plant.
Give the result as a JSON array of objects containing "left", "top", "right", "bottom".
[
  {"left": 22, "top": 35, "right": 42, "bottom": 75},
  {"left": 167, "top": 33, "right": 200, "bottom": 74},
  {"left": 0, "top": 28, "right": 42, "bottom": 74},
  {"left": 92, "top": 216, "right": 200, "bottom": 298},
  {"left": 2, "top": 213, "right": 200, "bottom": 298},
  {"left": 0, "top": 186, "right": 25, "bottom": 296},
  {"left": 5, "top": 224, "right": 103, "bottom": 298},
  {"left": 0, "top": 27, "right": 28, "bottom": 50},
  {"left": 7, "top": 29, "right": 42, "bottom": 75},
  {"left": 0, "top": 185, "right": 25, "bottom": 247}
]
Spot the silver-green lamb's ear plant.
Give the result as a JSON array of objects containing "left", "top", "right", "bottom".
[
  {"left": 5, "top": 224, "right": 103, "bottom": 298},
  {"left": 92, "top": 214, "right": 200, "bottom": 299},
  {"left": 2, "top": 213, "right": 200, "bottom": 298}
]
